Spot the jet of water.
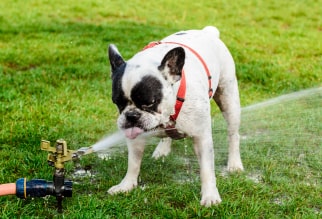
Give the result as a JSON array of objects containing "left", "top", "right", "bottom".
[{"left": 75, "top": 129, "right": 164, "bottom": 157}]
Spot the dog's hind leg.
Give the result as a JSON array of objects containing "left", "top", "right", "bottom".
[
  {"left": 193, "top": 131, "right": 222, "bottom": 206},
  {"left": 152, "top": 137, "right": 172, "bottom": 159},
  {"left": 213, "top": 67, "right": 244, "bottom": 172}
]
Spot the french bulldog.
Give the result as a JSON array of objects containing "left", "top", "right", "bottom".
[{"left": 107, "top": 26, "right": 244, "bottom": 206}]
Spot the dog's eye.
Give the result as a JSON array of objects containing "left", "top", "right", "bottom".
[{"left": 142, "top": 99, "right": 156, "bottom": 110}]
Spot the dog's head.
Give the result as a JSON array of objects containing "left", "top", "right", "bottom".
[{"left": 108, "top": 44, "right": 185, "bottom": 139}]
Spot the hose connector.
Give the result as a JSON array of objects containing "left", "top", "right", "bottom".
[{"left": 15, "top": 178, "right": 72, "bottom": 199}]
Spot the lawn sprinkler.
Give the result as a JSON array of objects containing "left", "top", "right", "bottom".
[
  {"left": 40, "top": 139, "right": 75, "bottom": 212},
  {"left": 0, "top": 139, "right": 76, "bottom": 213},
  {"left": 0, "top": 132, "right": 125, "bottom": 212}
]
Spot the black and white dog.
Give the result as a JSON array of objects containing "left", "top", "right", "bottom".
[{"left": 108, "top": 26, "right": 243, "bottom": 206}]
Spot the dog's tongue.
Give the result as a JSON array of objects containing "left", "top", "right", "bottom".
[{"left": 124, "top": 127, "right": 144, "bottom": 139}]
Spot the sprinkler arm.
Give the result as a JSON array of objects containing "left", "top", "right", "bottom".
[
  {"left": 41, "top": 140, "right": 77, "bottom": 168},
  {"left": 74, "top": 146, "right": 94, "bottom": 157}
]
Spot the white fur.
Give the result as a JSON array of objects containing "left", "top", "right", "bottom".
[
  {"left": 152, "top": 137, "right": 172, "bottom": 159},
  {"left": 108, "top": 26, "right": 244, "bottom": 206}
]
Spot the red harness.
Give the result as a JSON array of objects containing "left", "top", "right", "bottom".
[{"left": 143, "top": 41, "right": 213, "bottom": 122}]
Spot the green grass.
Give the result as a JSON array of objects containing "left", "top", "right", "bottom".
[{"left": 0, "top": 0, "right": 321, "bottom": 218}]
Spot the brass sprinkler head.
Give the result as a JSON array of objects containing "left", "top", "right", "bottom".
[{"left": 41, "top": 139, "right": 77, "bottom": 169}]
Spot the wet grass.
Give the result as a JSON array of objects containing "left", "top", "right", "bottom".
[{"left": 0, "top": 0, "right": 321, "bottom": 218}]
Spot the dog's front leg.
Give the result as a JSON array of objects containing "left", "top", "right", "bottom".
[
  {"left": 193, "top": 135, "right": 222, "bottom": 206},
  {"left": 108, "top": 137, "right": 146, "bottom": 195}
]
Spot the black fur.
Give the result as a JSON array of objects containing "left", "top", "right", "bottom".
[
  {"left": 131, "top": 75, "right": 163, "bottom": 113},
  {"left": 111, "top": 63, "right": 128, "bottom": 113},
  {"left": 109, "top": 44, "right": 129, "bottom": 113},
  {"left": 108, "top": 44, "right": 125, "bottom": 72},
  {"left": 158, "top": 47, "right": 185, "bottom": 78}
]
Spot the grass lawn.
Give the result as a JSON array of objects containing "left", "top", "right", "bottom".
[{"left": 0, "top": 0, "right": 321, "bottom": 218}]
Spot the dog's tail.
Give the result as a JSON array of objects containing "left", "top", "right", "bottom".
[{"left": 203, "top": 26, "right": 220, "bottom": 38}]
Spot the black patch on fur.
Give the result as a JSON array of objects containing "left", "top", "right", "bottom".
[
  {"left": 131, "top": 76, "right": 163, "bottom": 112},
  {"left": 111, "top": 63, "right": 128, "bottom": 113},
  {"left": 158, "top": 47, "right": 185, "bottom": 78}
]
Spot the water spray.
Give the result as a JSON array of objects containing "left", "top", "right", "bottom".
[
  {"left": 74, "top": 130, "right": 164, "bottom": 157},
  {"left": 74, "top": 131, "right": 125, "bottom": 157}
]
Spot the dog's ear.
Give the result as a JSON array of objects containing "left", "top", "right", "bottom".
[
  {"left": 108, "top": 44, "right": 125, "bottom": 73},
  {"left": 158, "top": 47, "right": 185, "bottom": 84}
]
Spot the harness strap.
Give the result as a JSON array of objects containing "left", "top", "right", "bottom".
[{"left": 170, "top": 69, "right": 185, "bottom": 121}]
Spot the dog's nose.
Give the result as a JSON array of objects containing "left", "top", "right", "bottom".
[{"left": 125, "top": 111, "right": 141, "bottom": 122}]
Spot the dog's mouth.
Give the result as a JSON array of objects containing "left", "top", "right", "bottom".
[
  {"left": 123, "top": 124, "right": 166, "bottom": 139},
  {"left": 124, "top": 127, "right": 144, "bottom": 139}
]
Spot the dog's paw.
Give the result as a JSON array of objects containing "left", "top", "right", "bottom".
[
  {"left": 108, "top": 181, "right": 137, "bottom": 195},
  {"left": 200, "top": 190, "right": 222, "bottom": 207},
  {"left": 227, "top": 159, "right": 244, "bottom": 172},
  {"left": 152, "top": 138, "right": 172, "bottom": 159}
]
